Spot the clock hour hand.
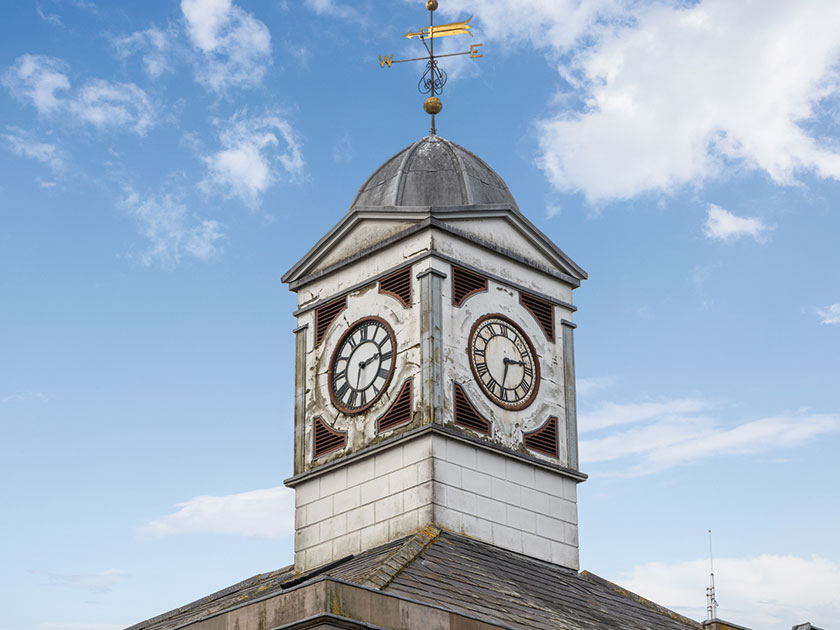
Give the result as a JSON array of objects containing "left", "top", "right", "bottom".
[{"left": 356, "top": 351, "right": 381, "bottom": 389}]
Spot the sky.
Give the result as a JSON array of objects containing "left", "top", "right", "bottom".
[{"left": 1, "top": 1, "right": 839, "bottom": 630}]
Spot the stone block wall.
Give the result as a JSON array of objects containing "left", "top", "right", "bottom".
[
  {"left": 291, "top": 430, "right": 580, "bottom": 573},
  {"left": 430, "top": 433, "right": 579, "bottom": 569}
]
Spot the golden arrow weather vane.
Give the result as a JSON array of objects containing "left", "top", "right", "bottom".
[{"left": 379, "top": 0, "right": 484, "bottom": 135}]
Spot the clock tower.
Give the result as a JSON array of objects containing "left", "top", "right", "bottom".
[{"left": 282, "top": 135, "right": 587, "bottom": 573}]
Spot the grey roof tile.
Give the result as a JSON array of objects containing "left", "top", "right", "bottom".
[{"left": 128, "top": 530, "right": 701, "bottom": 630}]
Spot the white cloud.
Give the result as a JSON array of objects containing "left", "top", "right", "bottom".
[
  {"left": 816, "top": 304, "right": 840, "bottom": 325},
  {"left": 41, "top": 569, "right": 128, "bottom": 593},
  {"left": 579, "top": 399, "right": 839, "bottom": 475},
  {"left": 201, "top": 111, "right": 304, "bottom": 205},
  {"left": 438, "top": 0, "right": 620, "bottom": 52},
  {"left": 181, "top": 0, "right": 271, "bottom": 93},
  {"left": 446, "top": 0, "right": 840, "bottom": 202},
  {"left": 704, "top": 204, "right": 771, "bottom": 243},
  {"left": 139, "top": 486, "right": 294, "bottom": 539},
  {"left": 3, "top": 55, "right": 157, "bottom": 135},
  {"left": 618, "top": 554, "right": 840, "bottom": 630},
  {"left": 332, "top": 132, "right": 353, "bottom": 163},
  {"left": 304, "top": 0, "right": 356, "bottom": 20},
  {"left": 111, "top": 26, "right": 174, "bottom": 79},
  {"left": 71, "top": 80, "right": 156, "bottom": 135},
  {"left": 1, "top": 391, "right": 51, "bottom": 404},
  {"left": 580, "top": 398, "right": 706, "bottom": 432},
  {"left": 123, "top": 189, "right": 225, "bottom": 268},
  {"left": 3, "top": 127, "right": 66, "bottom": 171},
  {"left": 3, "top": 54, "right": 70, "bottom": 115},
  {"left": 576, "top": 376, "right": 614, "bottom": 398},
  {"left": 36, "top": 6, "right": 64, "bottom": 27}
]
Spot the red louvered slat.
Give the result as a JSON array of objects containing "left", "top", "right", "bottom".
[
  {"left": 314, "top": 297, "right": 347, "bottom": 345},
  {"left": 520, "top": 291, "right": 555, "bottom": 341},
  {"left": 452, "top": 266, "right": 487, "bottom": 307},
  {"left": 523, "top": 416, "right": 558, "bottom": 457},
  {"left": 452, "top": 383, "right": 491, "bottom": 435},
  {"left": 312, "top": 416, "right": 346, "bottom": 458},
  {"left": 377, "top": 378, "right": 413, "bottom": 433},
  {"left": 379, "top": 267, "right": 412, "bottom": 308}
]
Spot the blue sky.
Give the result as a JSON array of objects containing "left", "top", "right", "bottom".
[{"left": 1, "top": 1, "right": 839, "bottom": 630}]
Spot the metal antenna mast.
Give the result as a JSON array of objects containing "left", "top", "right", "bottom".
[{"left": 706, "top": 530, "right": 719, "bottom": 620}]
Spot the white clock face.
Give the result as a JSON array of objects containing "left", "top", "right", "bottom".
[
  {"left": 329, "top": 317, "right": 396, "bottom": 414},
  {"left": 468, "top": 314, "right": 539, "bottom": 410}
]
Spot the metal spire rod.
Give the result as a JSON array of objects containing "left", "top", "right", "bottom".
[
  {"left": 376, "top": 1, "right": 484, "bottom": 135},
  {"left": 706, "top": 530, "right": 719, "bottom": 620}
]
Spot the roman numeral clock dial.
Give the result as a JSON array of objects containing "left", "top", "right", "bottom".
[
  {"left": 329, "top": 317, "right": 396, "bottom": 414},
  {"left": 468, "top": 314, "right": 539, "bottom": 411}
]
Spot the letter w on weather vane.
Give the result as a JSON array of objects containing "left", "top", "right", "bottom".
[{"left": 378, "top": 1, "right": 484, "bottom": 135}]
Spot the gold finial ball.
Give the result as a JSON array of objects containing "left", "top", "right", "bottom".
[
  {"left": 426, "top": 0, "right": 438, "bottom": 11},
  {"left": 424, "top": 96, "right": 442, "bottom": 115}
]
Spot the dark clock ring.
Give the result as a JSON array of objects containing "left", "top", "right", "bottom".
[
  {"left": 328, "top": 316, "right": 397, "bottom": 415},
  {"left": 467, "top": 313, "right": 540, "bottom": 411}
]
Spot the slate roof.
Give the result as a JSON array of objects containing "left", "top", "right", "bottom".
[
  {"left": 351, "top": 135, "right": 519, "bottom": 209},
  {"left": 128, "top": 528, "right": 701, "bottom": 630}
]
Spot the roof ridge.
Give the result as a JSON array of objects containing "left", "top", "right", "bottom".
[
  {"left": 580, "top": 570, "right": 703, "bottom": 629},
  {"left": 361, "top": 525, "right": 441, "bottom": 590}
]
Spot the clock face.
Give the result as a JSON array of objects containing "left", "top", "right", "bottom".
[
  {"left": 329, "top": 317, "right": 396, "bottom": 414},
  {"left": 468, "top": 314, "right": 539, "bottom": 410}
]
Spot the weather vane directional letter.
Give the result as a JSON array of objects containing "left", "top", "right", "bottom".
[{"left": 378, "top": 0, "right": 484, "bottom": 135}]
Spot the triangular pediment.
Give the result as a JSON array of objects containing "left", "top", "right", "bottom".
[{"left": 282, "top": 204, "right": 586, "bottom": 289}]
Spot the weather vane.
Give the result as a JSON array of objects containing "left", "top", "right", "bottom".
[{"left": 379, "top": 0, "right": 484, "bottom": 135}]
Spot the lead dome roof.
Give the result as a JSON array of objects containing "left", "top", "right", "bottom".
[{"left": 351, "top": 135, "right": 518, "bottom": 209}]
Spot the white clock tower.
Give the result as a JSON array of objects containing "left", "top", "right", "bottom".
[{"left": 282, "top": 135, "right": 587, "bottom": 573}]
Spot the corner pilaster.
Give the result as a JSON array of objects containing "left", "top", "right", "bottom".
[
  {"left": 418, "top": 268, "right": 446, "bottom": 424},
  {"left": 294, "top": 324, "right": 308, "bottom": 475},
  {"left": 561, "top": 320, "right": 578, "bottom": 471}
]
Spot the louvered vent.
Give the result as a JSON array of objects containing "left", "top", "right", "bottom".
[
  {"left": 314, "top": 297, "right": 346, "bottom": 345},
  {"left": 377, "top": 378, "right": 413, "bottom": 433},
  {"left": 453, "top": 383, "right": 491, "bottom": 435},
  {"left": 452, "top": 266, "right": 487, "bottom": 307},
  {"left": 523, "top": 416, "right": 559, "bottom": 457},
  {"left": 312, "top": 416, "right": 346, "bottom": 458},
  {"left": 379, "top": 267, "right": 412, "bottom": 308},
  {"left": 520, "top": 291, "right": 555, "bottom": 341}
]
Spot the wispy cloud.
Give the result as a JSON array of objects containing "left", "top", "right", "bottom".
[
  {"left": 2, "top": 391, "right": 52, "bottom": 404},
  {"left": 139, "top": 486, "right": 294, "bottom": 539},
  {"left": 580, "top": 399, "right": 839, "bottom": 476},
  {"left": 3, "top": 54, "right": 70, "bottom": 115},
  {"left": 619, "top": 554, "right": 840, "bottom": 630},
  {"left": 40, "top": 569, "right": 128, "bottom": 593},
  {"left": 200, "top": 110, "right": 304, "bottom": 206},
  {"left": 181, "top": 0, "right": 271, "bottom": 93},
  {"left": 576, "top": 376, "right": 614, "bottom": 398},
  {"left": 36, "top": 5, "right": 64, "bottom": 27},
  {"left": 304, "top": 0, "right": 356, "bottom": 21},
  {"left": 111, "top": 26, "right": 175, "bottom": 79},
  {"left": 3, "top": 126, "right": 66, "bottom": 172},
  {"left": 332, "top": 132, "right": 354, "bottom": 163},
  {"left": 580, "top": 398, "right": 706, "bottom": 432},
  {"left": 816, "top": 303, "right": 840, "bottom": 325},
  {"left": 704, "top": 204, "right": 772, "bottom": 243},
  {"left": 122, "top": 189, "right": 225, "bottom": 268},
  {"left": 3, "top": 55, "right": 157, "bottom": 135}
]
